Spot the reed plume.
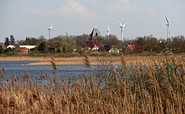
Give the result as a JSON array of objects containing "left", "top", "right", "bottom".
[
  {"left": 121, "top": 55, "right": 126, "bottom": 66},
  {"left": 23, "top": 71, "right": 30, "bottom": 82},
  {"left": 83, "top": 55, "right": 90, "bottom": 67},
  {"left": 121, "top": 81, "right": 126, "bottom": 97},
  {"left": 111, "top": 64, "right": 117, "bottom": 78},
  {"left": 12, "top": 75, "right": 17, "bottom": 83},
  {"left": 39, "top": 73, "right": 47, "bottom": 80},
  {"left": 51, "top": 57, "right": 57, "bottom": 75},
  {"left": 1, "top": 66, "right": 6, "bottom": 78}
]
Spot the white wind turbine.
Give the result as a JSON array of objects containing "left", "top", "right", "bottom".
[
  {"left": 165, "top": 16, "right": 170, "bottom": 40},
  {"left": 106, "top": 23, "right": 111, "bottom": 42},
  {"left": 106, "top": 24, "right": 111, "bottom": 36},
  {"left": 48, "top": 24, "right": 53, "bottom": 39},
  {"left": 119, "top": 21, "right": 127, "bottom": 42}
]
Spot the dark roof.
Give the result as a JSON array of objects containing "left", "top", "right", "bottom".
[{"left": 90, "top": 28, "right": 101, "bottom": 37}]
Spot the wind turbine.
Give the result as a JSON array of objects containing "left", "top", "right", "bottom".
[
  {"left": 118, "top": 21, "right": 127, "bottom": 42},
  {"left": 165, "top": 16, "right": 170, "bottom": 40},
  {"left": 48, "top": 24, "right": 53, "bottom": 39},
  {"left": 106, "top": 23, "right": 111, "bottom": 41},
  {"left": 106, "top": 25, "right": 111, "bottom": 36}
]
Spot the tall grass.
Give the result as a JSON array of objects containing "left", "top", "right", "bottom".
[{"left": 0, "top": 55, "right": 184, "bottom": 114}]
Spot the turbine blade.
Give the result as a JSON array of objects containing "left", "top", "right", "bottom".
[
  {"left": 51, "top": 24, "right": 53, "bottom": 29},
  {"left": 120, "top": 22, "right": 123, "bottom": 27},
  {"left": 48, "top": 24, "right": 53, "bottom": 30},
  {"left": 118, "top": 21, "right": 123, "bottom": 27},
  {"left": 107, "top": 25, "right": 111, "bottom": 35},
  {"left": 165, "top": 16, "right": 169, "bottom": 24},
  {"left": 123, "top": 23, "right": 127, "bottom": 28}
]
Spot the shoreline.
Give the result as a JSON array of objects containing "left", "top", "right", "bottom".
[
  {"left": 0, "top": 56, "right": 158, "bottom": 66},
  {"left": 0, "top": 56, "right": 123, "bottom": 65}
]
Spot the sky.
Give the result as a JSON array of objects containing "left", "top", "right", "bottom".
[{"left": 0, "top": 0, "right": 185, "bottom": 42}]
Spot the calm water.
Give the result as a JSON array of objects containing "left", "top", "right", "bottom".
[
  {"left": 1, "top": 61, "right": 182, "bottom": 83},
  {"left": 0, "top": 61, "right": 94, "bottom": 82}
]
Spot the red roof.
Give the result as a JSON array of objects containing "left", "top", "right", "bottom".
[{"left": 0, "top": 42, "right": 5, "bottom": 48}]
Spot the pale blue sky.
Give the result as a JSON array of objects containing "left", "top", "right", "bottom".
[{"left": 0, "top": 0, "right": 185, "bottom": 42}]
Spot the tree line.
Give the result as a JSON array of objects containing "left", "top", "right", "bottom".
[{"left": 1, "top": 34, "right": 185, "bottom": 55}]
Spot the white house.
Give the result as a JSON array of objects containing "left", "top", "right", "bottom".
[
  {"left": 20, "top": 45, "right": 36, "bottom": 49},
  {"left": 7, "top": 44, "right": 16, "bottom": 49},
  {"left": 19, "top": 45, "right": 36, "bottom": 53},
  {"left": 109, "top": 48, "right": 120, "bottom": 54}
]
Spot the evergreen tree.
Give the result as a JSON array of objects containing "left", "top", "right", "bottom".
[
  {"left": 0, "top": 46, "right": 4, "bottom": 54},
  {"left": 4, "top": 37, "right": 10, "bottom": 47},
  {"left": 10, "top": 35, "right": 15, "bottom": 45}
]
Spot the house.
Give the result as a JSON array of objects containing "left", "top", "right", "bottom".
[
  {"left": 20, "top": 47, "right": 30, "bottom": 53},
  {"left": 20, "top": 45, "right": 36, "bottom": 49},
  {"left": 19, "top": 45, "right": 36, "bottom": 53},
  {"left": 0, "top": 42, "right": 5, "bottom": 48},
  {"left": 109, "top": 48, "right": 120, "bottom": 54},
  {"left": 7, "top": 44, "right": 16, "bottom": 49},
  {"left": 91, "top": 44, "right": 99, "bottom": 51},
  {"left": 125, "top": 43, "right": 135, "bottom": 53}
]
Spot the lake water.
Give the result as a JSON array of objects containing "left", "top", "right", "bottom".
[
  {"left": 0, "top": 61, "right": 95, "bottom": 82},
  {"left": 1, "top": 61, "right": 182, "bottom": 83}
]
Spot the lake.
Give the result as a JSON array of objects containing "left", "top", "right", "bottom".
[
  {"left": 0, "top": 61, "right": 95, "bottom": 82},
  {"left": 1, "top": 61, "right": 182, "bottom": 83}
]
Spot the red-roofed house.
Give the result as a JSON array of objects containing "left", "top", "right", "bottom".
[
  {"left": 91, "top": 44, "right": 99, "bottom": 51},
  {"left": 0, "top": 42, "right": 6, "bottom": 48}
]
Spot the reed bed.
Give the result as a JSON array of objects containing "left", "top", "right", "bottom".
[{"left": 0, "top": 55, "right": 184, "bottom": 114}]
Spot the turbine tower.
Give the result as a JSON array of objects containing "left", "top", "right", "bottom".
[
  {"left": 48, "top": 24, "right": 53, "bottom": 39},
  {"left": 106, "top": 23, "right": 111, "bottom": 41},
  {"left": 165, "top": 16, "right": 170, "bottom": 40},
  {"left": 106, "top": 25, "right": 111, "bottom": 36},
  {"left": 119, "top": 21, "right": 126, "bottom": 42}
]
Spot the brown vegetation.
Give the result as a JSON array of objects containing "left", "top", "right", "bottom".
[
  {"left": 0, "top": 55, "right": 184, "bottom": 113},
  {"left": 0, "top": 55, "right": 172, "bottom": 65}
]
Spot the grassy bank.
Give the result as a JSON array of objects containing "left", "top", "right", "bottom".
[{"left": 0, "top": 55, "right": 163, "bottom": 65}]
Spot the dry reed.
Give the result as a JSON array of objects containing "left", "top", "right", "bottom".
[
  {"left": 51, "top": 57, "right": 57, "bottom": 75},
  {"left": 0, "top": 55, "right": 184, "bottom": 113},
  {"left": 23, "top": 71, "right": 30, "bottom": 82},
  {"left": 1, "top": 66, "right": 6, "bottom": 78},
  {"left": 83, "top": 55, "right": 90, "bottom": 67}
]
